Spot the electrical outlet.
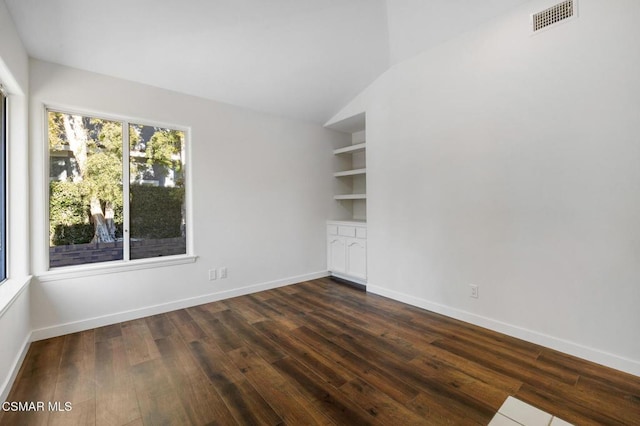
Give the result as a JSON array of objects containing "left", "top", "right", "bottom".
[
  {"left": 219, "top": 267, "right": 227, "bottom": 279},
  {"left": 208, "top": 269, "right": 217, "bottom": 281},
  {"left": 470, "top": 284, "right": 479, "bottom": 299}
]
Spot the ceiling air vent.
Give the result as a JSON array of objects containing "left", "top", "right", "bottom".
[{"left": 531, "top": 0, "right": 576, "bottom": 32}]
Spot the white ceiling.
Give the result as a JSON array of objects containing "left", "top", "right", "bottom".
[{"left": 4, "top": 0, "right": 527, "bottom": 124}]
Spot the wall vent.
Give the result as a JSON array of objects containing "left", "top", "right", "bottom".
[{"left": 531, "top": 0, "right": 576, "bottom": 32}]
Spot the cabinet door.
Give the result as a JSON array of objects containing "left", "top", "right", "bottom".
[
  {"left": 346, "top": 239, "right": 366, "bottom": 280},
  {"left": 327, "top": 237, "right": 347, "bottom": 273}
]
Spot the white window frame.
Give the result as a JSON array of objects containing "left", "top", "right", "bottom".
[
  {"left": 39, "top": 106, "right": 196, "bottom": 282},
  {"left": 0, "top": 86, "right": 6, "bottom": 284}
]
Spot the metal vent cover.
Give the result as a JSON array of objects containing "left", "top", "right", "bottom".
[{"left": 532, "top": 0, "right": 576, "bottom": 32}]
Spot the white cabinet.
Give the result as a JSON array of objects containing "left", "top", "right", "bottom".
[
  {"left": 327, "top": 237, "right": 347, "bottom": 273},
  {"left": 327, "top": 221, "right": 367, "bottom": 284}
]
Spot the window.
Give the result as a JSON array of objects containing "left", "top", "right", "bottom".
[
  {"left": 48, "top": 110, "right": 187, "bottom": 269},
  {"left": 0, "top": 88, "right": 6, "bottom": 281}
]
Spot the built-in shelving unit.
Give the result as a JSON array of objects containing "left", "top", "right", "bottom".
[
  {"left": 326, "top": 112, "right": 367, "bottom": 222},
  {"left": 325, "top": 112, "right": 368, "bottom": 285}
]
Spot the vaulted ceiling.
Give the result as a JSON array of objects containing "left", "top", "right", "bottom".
[{"left": 4, "top": 0, "right": 528, "bottom": 123}]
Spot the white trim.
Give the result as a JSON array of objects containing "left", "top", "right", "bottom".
[
  {"left": 31, "top": 271, "right": 329, "bottom": 341},
  {"left": 122, "top": 122, "right": 130, "bottom": 261},
  {"left": 0, "top": 278, "right": 32, "bottom": 403},
  {"left": 0, "top": 276, "right": 31, "bottom": 318},
  {"left": 41, "top": 105, "right": 50, "bottom": 271},
  {"left": 0, "top": 332, "right": 31, "bottom": 403},
  {"left": 0, "top": 90, "right": 6, "bottom": 280},
  {"left": 38, "top": 255, "right": 197, "bottom": 282},
  {"left": 44, "top": 103, "right": 191, "bottom": 133},
  {"left": 367, "top": 283, "right": 640, "bottom": 377},
  {"left": 183, "top": 128, "right": 194, "bottom": 257}
]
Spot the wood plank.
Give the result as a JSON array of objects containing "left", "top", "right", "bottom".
[
  {"left": 252, "top": 319, "right": 354, "bottom": 386},
  {"left": 217, "top": 379, "right": 283, "bottom": 425},
  {"left": 324, "top": 330, "right": 496, "bottom": 423},
  {"left": 243, "top": 294, "right": 299, "bottom": 329},
  {"left": 311, "top": 294, "right": 440, "bottom": 350},
  {"left": 144, "top": 313, "right": 177, "bottom": 339},
  {"left": 189, "top": 338, "right": 282, "bottom": 425},
  {"left": 135, "top": 387, "right": 192, "bottom": 426},
  {"left": 94, "top": 337, "right": 141, "bottom": 426},
  {"left": 94, "top": 324, "right": 122, "bottom": 342},
  {"left": 339, "top": 377, "right": 429, "bottom": 425},
  {"left": 53, "top": 330, "right": 96, "bottom": 405},
  {"left": 411, "top": 346, "right": 523, "bottom": 395},
  {"left": 120, "top": 318, "right": 160, "bottom": 366},
  {"left": 47, "top": 399, "right": 96, "bottom": 426},
  {"left": 308, "top": 309, "right": 421, "bottom": 362},
  {"left": 154, "top": 333, "right": 238, "bottom": 425},
  {"left": 58, "top": 330, "right": 95, "bottom": 378},
  {"left": 0, "top": 372, "right": 57, "bottom": 426},
  {"left": 515, "top": 383, "right": 621, "bottom": 426},
  {"left": 196, "top": 316, "right": 245, "bottom": 352},
  {"left": 575, "top": 375, "right": 640, "bottom": 420},
  {"left": 129, "top": 356, "right": 194, "bottom": 425},
  {"left": 291, "top": 325, "right": 420, "bottom": 404},
  {"left": 407, "top": 392, "right": 483, "bottom": 425},
  {"left": 538, "top": 348, "right": 640, "bottom": 396},
  {"left": 432, "top": 337, "right": 579, "bottom": 387},
  {"left": 15, "top": 336, "right": 65, "bottom": 380},
  {"left": 187, "top": 338, "right": 246, "bottom": 387},
  {"left": 272, "top": 356, "right": 375, "bottom": 425},
  {"left": 275, "top": 283, "right": 302, "bottom": 295},
  {"left": 227, "top": 347, "right": 333, "bottom": 425},
  {"left": 213, "top": 309, "right": 286, "bottom": 363},
  {"left": 223, "top": 296, "right": 270, "bottom": 324},
  {"left": 259, "top": 294, "right": 310, "bottom": 319},
  {"left": 166, "top": 310, "right": 206, "bottom": 343}
]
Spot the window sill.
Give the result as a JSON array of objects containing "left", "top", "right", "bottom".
[
  {"left": 37, "top": 255, "right": 198, "bottom": 282},
  {"left": 0, "top": 276, "right": 33, "bottom": 318}
]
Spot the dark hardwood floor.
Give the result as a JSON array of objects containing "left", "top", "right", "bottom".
[{"left": 2, "top": 278, "right": 639, "bottom": 425}]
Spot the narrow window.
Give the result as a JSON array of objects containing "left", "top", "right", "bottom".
[{"left": 48, "top": 110, "right": 187, "bottom": 268}]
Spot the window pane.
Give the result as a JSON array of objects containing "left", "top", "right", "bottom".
[
  {"left": 129, "top": 124, "right": 186, "bottom": 260},
  {"left": 49, "top": 112, "right": 123, "bottom": 268}
]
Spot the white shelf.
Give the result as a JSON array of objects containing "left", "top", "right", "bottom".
[
  {"left": 333, "top": 142, "right": 366, "bottom": 155},
  {"left": 334, "top": 168, "right": 366, "bottom": 177},
  {"left": 334, "top": 194, "right": 367, "bottom": 200}
]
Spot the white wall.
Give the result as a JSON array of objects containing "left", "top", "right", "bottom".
[
  {"left": 332, "top": 0, "right": 640, "bottom": 375},
  {"left": 0, "top": 0, "right": 32, "bottom": 402},
  {"left": 385, "top": 0, "right": 528, "bottom": 65},
  {"left": 29, "top": 59, "right": 346, "bottom": 337}
]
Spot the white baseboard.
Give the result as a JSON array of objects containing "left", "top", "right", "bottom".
[
  {"left": 0, "top": 332, "right": 31, "bottom": 403},
  {"left": 31, "top": 271, "right": 329, "bottom": 341},
  {"left": 367, "top": 283, "right": 640, "bottom": 377}
]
